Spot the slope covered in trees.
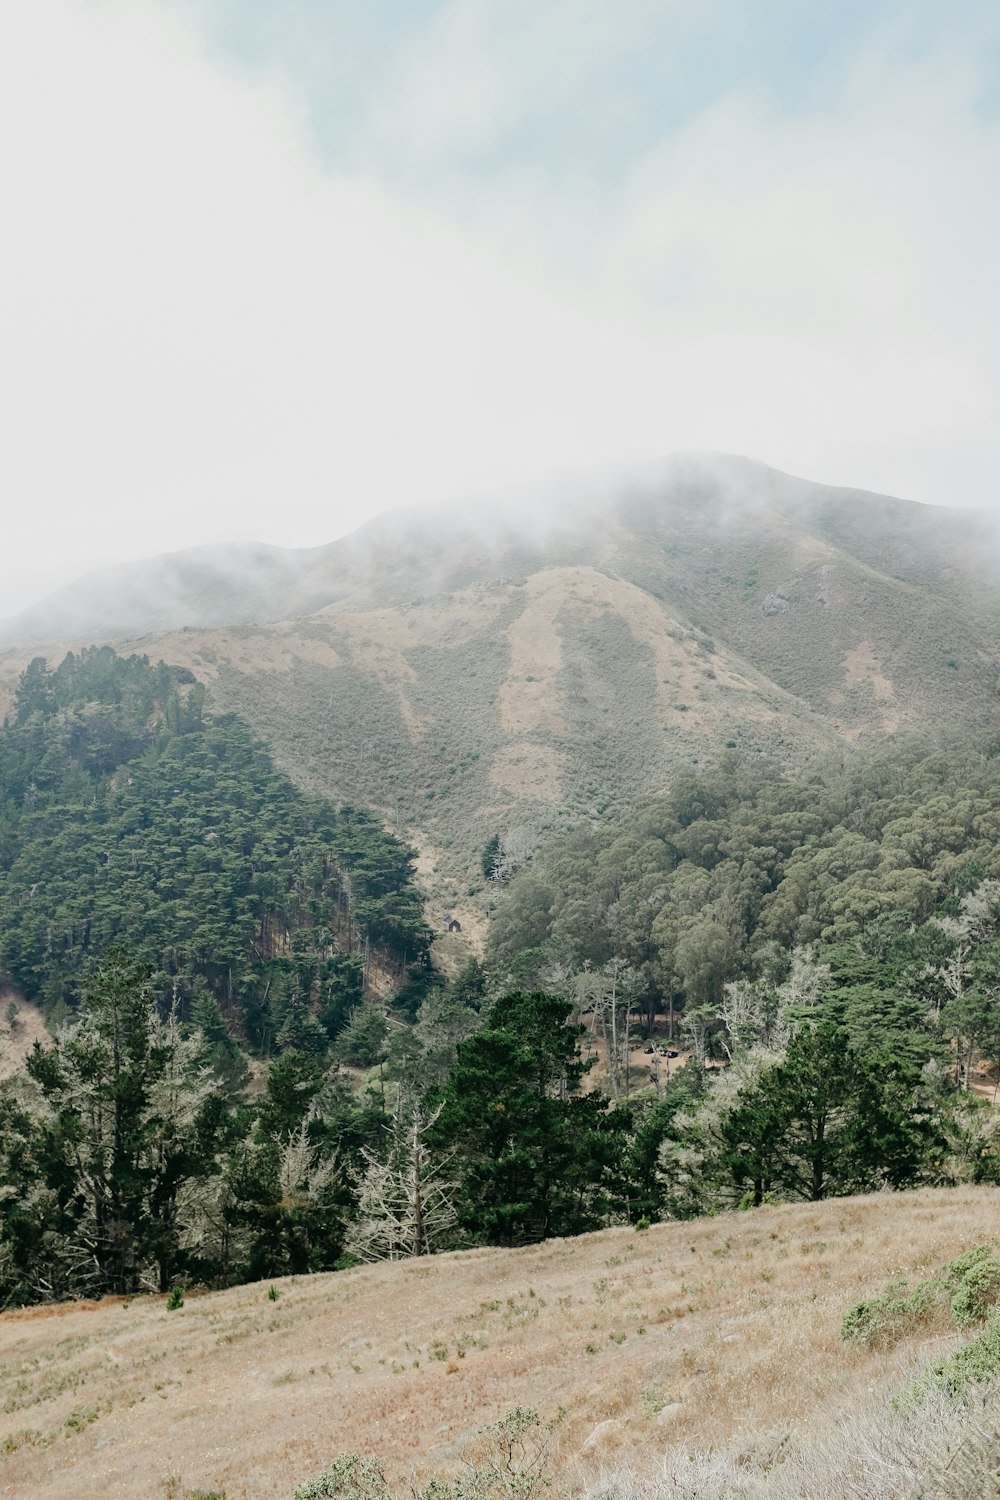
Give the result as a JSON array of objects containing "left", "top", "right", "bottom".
[
  {"left": 0, "top": 647, "right": 430, "bottom": 1047},
  {"left": 488, "top": 735, "right": 1000, "bottom": 1022}
]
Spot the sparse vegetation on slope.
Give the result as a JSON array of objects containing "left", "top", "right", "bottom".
[{"left": 1, "top": 1188, "right": 998, "bottom": 1500}]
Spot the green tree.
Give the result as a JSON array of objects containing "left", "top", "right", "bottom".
[
  {"left": 433, "top": 991, "right": 626, "bottom": 1245},
  {"left": 25, "top": 950, "right": 232, "bottom": 1294},
  {"left": 755, "top": 1025, "right": 929, "bottom": 1201}
]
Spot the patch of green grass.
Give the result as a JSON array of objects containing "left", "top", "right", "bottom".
[{"left": 63, "top": 1403, "right": 104, "bottom": 1436}]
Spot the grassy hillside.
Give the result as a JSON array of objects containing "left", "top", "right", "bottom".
[{"left": 1, "top": 1187, "right": 998, "bottom": 1500}]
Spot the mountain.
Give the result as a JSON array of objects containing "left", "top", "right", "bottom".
[
  {"left": 4, "top": 454, "right": 1000, "bottom": 912},
  {"left": 0, "top": 541, "right": 325, "bottom": 641}
]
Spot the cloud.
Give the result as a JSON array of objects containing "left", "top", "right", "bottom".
[
  {"left": 1, "top": 0, "right": 1000, "bottom": 613},
  {"left": 362, "top": 0, "right": 659, "bottom": 163}
]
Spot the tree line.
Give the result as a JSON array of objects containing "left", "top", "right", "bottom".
[{"left": 4, "top": 931, "right": 997, "bottom": 1306}]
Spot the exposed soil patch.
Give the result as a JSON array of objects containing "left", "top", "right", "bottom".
[
  {"left": 0, "top": 989, "right": 47, "bottom": 1081},
  {"left": 856, "top": 646, "right": 892, "bottom": 701},
  {"left": 499, "top": 577, "right": 566, "bottom": 737}
]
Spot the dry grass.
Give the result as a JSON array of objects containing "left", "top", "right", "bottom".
[
  {"left": 577, "top": 1382, "right": 1000, "bottom": 1500},
  {"left": 0, "top": 989, "right": 48, "bottom": 1082},
  {"left": 498, "top": 573, "right": 567, "bottom": 738},
  {"left": 2, "top": 1188, "right": 999, "bottom": 1499}
]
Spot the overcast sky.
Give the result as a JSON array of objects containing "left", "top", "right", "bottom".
[{"left": 2, "top": 0, "right": 999, "bottom": 613}]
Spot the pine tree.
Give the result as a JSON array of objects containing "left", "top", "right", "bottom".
[
  {"left": 25, "top": 950, "right": 232, "bottom": 1294},
  {"left": 433, "top": 991, "right": 627, "bottom": 1245}
]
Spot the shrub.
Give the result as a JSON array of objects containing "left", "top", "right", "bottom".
[
  {"left": 842, "top": 1245, "right": 1000, "bottom": 1349},
  {"left": 841, "top": 1278, "right": 934, "bottom": 1347},
  {"left": 292, "top": 1455, "right": 389, "bottom": 1500},
  {"left": 940, "top": 1246, "right": 1000, "bottom": 1328},
  {"left": 289, "top": 1409, "right": 549, "bottom": 1500},
  {"left": 911, "top": 1314, "right": 1000, "bottom": 1402},
  {"left": 166, "top": 1285, "right": 185, "bottom": 1311}
]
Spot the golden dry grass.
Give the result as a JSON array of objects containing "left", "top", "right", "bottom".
[
  {"left": 2, "top": 1188, "right": 998, "bottom": 1500},
  {"left": 0, "top": 991, "right": 48, "bottom": 1083}
]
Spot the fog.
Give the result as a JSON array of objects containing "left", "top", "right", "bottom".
[{"left": 2, "top": 1, "right": 1000, "bottom": 615}]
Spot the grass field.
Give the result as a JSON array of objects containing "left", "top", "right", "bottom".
[{"left": 2, "top": 1187, "right": 999, "bottom": 1500}]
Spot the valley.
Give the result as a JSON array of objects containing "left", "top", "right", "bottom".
[{"left": 5, "top": 459, "right": 1000, "bottom": 1498}]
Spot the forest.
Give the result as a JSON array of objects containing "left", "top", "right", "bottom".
[
  {"left": 0, "top": 647, "right": 430, "bottom": 1052},
  {"left": 2, "top": 650, "right": 1000, "bottom": 1306}
]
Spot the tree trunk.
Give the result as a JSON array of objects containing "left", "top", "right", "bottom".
[{"left": 411, "top": 1118, "right": 424, "bottom": 1258}]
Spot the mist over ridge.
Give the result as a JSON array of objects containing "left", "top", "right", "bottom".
[
  {"left": 5, "top": 451, "right": 1000, "bottom": 647},
  {"left": 4, "top": 450, "right": 1000, "bottom": 926}
]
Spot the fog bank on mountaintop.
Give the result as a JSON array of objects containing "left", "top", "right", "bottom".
[{"left": 5, "top": 454, "right": 1000, "bottom": 647}]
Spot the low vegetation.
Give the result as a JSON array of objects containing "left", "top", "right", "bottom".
[{"left": 1, "top": 1189, "right": 999, "bottom": 1500}]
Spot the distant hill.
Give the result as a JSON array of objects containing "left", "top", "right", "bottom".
[
  {"left": 0, "top": 541, "right": 329, "bottom": 641},
  {"left": 4, "top": 454, "right": 1000, "bottom": 911}
]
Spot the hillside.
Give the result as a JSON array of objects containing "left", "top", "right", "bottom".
[
  {"left": 1, "top": 1187, "right": 997, "bottom": 1500},
  {"left": 4, "top": 455, "right": 1000, "bottom": 909},
  {"left": 0, "top": 647, "right": 428, "bottom": 1040}
]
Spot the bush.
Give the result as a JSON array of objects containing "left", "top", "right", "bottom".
[
  {"left": 842, "top": 1245, "right": 1000, "bottom": 1349},
  {"left": 941, "top": 1246, "right": 1000, "bottom": 1328},
  {"left": 289, "top": 1409, "right": 549, "bottom": 1500},
  {"left": 913, "top": 1313, "right": 1000, "bottom": 1401},
  {"left": 841, "top": 1279, "right": 934, "bottom": 1347},
  {"left": 292, "top": 1455, "right": 389, "bottom": 1500}
]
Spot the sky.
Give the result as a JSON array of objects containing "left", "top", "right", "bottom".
[{"left": 2, "top": 0, "right": 1000, "bottom": 613}]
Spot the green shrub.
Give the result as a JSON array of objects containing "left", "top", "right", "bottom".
[
  {"left": 290, "top": 1409, "right": 548, "bottom": 1500},
  {"left": 941, "top": 1246, "right": 1000, "bottom": 1328},
  {"left": 842, "top": 1245, "right": 1000, "bottom": 1349},
  {"left": 166, "top": 1285, "right": 185, "bottom": 1311},
  {"left": 912, "top": 1313, "right": 1000, "bottom": 1401},
  {"left": 842, "top": 1278, "right": 934, "bottom": 1347},
  {"left": 291, "top": 1455, "right": 389, "bottom": 1500}
]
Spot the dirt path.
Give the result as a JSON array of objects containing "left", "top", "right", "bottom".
[{"left": 0, "top": 990, "right": 47, "bottom": 1082}]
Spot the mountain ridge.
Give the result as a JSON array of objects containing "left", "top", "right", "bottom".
[
  {"left": 7, "top": 453, "right": 1000, "bottom": 643},
  {"left": 4, "top": 454, "right": 1000, "bottom": 910}
]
